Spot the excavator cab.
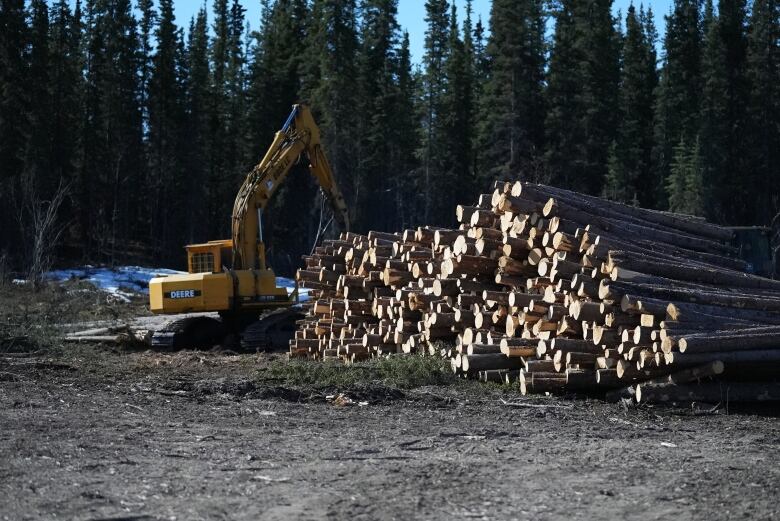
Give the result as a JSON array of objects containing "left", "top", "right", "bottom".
[
  {"left": 729, "top": 227, "right": 775, "bottom": 278},
  {"left": 185, "top": 240, "right": 233, "bottom": 273},
  {"left": 728, "top": 210, "right": 780, "bottom": 279}
]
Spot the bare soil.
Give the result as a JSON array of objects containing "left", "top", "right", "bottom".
[
  {"left": 1, "top": 284, "right": 779, "bottom": 520},
  {"left": 1, "top": 346, "right": 778, "bottom": 521}
]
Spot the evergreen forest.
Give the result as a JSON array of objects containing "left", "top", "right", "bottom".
[{"left": 1, "top": 0, "right": 778, "bottom": 275}]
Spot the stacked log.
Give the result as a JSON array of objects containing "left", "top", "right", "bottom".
[{"left": 292, "top": 181, "right": 780, "bottom": 404}]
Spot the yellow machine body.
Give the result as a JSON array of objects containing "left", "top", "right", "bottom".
[
  {"left": 149, "top": 272, "right": 232, "bottom": 314},
  {"left": 149, "top": 104, "right": 349, "bottom": 318},
  {"left": 149, "top": 269, "right": 291, "bottom": 314}
]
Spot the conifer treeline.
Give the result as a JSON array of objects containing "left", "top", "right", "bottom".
[{"left": 0, "top": 0, "right": 778, "bottom": 274}]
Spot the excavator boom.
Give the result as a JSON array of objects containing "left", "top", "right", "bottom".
[
  {"left": 148, "top": 104, "right": 349, "bottom": 350},
  {"left": 231, "top": 104, "right": 349, "bottom": 271}
]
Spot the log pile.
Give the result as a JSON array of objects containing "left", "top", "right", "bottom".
[{"left": 292, "top": 181, "right": 780, "bottom": 404}]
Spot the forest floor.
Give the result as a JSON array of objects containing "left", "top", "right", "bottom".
[{"left": 1, "top": 282, "right": 779, "bottom": 521}]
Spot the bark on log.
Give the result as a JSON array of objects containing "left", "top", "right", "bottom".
[
  {"left": 64, "top": 334, "right": 129, "bottom": 343},
  {"left": 462, "top": 353, "right": 523, "bottom": 373},
  {"left": 519, "top": 371, "right": 567, "bottom": 395},
  {"left": 636, "top": 382, "right": 780, "bottom": 403},
  {"left": 601, "top": 280, "right": 780, "bottom": 312},
  {"left": 607, "top": 251, "right": 780, "bottom": 291},
  {"left": 678, "top": 329, "right": 780, "bottom": 353},
  {"left": 667, "top": 349, "right": 780, "bottom": 366},
  {"left": 515, "top": 182, "right": 735, "bottom": 242}
]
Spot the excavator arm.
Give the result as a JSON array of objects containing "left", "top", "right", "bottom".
[{"left": 231, "top": 104, "right": 350, "bottom": 271}]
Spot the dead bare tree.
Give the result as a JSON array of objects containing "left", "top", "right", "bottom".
[
  {"left": 0, "top": 251, "right": 9, "bottom": 287},
  {"left": 16, "top": 177, "right": 70, "bottom": 290}
]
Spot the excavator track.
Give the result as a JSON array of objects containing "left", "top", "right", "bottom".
[
  {"left": 151, "top": 316, "right": 226, "bottom": 350},
  {"left": 150, "top": 309, "right": 302, "bottom": 351},
  {"left": 241, "top": 308, "right": 304, "bottom": 352}
]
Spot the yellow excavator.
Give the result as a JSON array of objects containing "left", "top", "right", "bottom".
[{"left": 148, "top": 104, "right": 349, "bottom": 349}]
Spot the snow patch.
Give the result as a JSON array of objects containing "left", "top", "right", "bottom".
[
  {"left": 275, "top": 276, "right": 311, "bottom": 302},
  {"left": 47, "top": 266, "right": 183, "bottom": 294},
  {"left": 43, "top": 266, "right": 309, "bottom": 302}
]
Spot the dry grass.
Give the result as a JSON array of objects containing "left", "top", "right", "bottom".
[
  {"left": 258, "top": 355, "right": 462, "bottom": 390},
  {"left": 0, "top": 280, "right": 147, "bottom": 353}
]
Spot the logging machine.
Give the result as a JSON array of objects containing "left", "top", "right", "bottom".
[
  {"left": 148, "top": 104, "right": 349, "bottom": 349},
  {"left": 729, "top": 224, "right": 780, "bottom": 279}
]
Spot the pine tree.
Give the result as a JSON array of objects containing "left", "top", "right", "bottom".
[
  {"left": 463, "top": 1, "right": 475, "bottom": 80},
  {"left": 472, "top": 12, "right": 488, "bottom": 82},
  {"left": 421, "top": 0, "right": 449, "bottom": 225},
  {"left": 578, "top": 0, "right": 622, "bottom": 194},
  {"left": 604, "top": 5, "right": 658, "bottom": 206},
  {"left": 666, "top": 136, "right": 704, "bottom": 215},
  {"left": 111, "top": 0, "right": 145, "bottom": 252},
  {"left": 391, "top": 31, "right": 420, "bottom": 228},
  {"left": 685, "top": 138, "right": 705, "bottom": 215},
  {"left": 183, "top": 7, "right": 211, "bottom": 244},
  {"left": 545, "top": 0, "right": 582, "bottom": 188},
  {"left": 653, "top": 0, "right": 703, "bottom": 206},
  {"left": 0, "top": 0, "right": 29, "bottom": 182},
  {"left": 148, "top": 0, "right": 187, "bottom": 259},
  {"left": 244, "top": 0, "right": 309, "bottom": 274},
  {"left": 80, "top": 0, "right": 144, "bottom": 261},
  {"left": 302, "top": 0, "right": 358, "bottom": 197},
  {"left": 471, "top": 12, "right": 489, "bottom": 165},
  {"left": 244, "top": 0, "right": 273, "bottom": 162},
  {"left": 0, "top": 0, "right": 28, "bottom": 257},
  {"left": 225, "top": 0, "right": 246, "bottom": 182},
  {"left": 462, "top": 0, "right": 480, "bottom": 182},
  {"left": 24, "top": 0, "right": 53, "bottom": 192},
  {"left": 246, "top": 0, "right": 307, "bottom": 153},
  {"left": 478, "top": 0, "right": 546, "bottom": 184},
  {"left": 440, "top": 2, "right": 474, "bottom": 215},
  {"left": 745, "top": 0, "right": 780, "bottom": 223},
  {"left": 269, "top": 0, "right": 358, "bottom": 267},
  {"left": 137, "top": 0, "right": 155, "bottom": 135},
  {"left": 699, "top": 0, "right": 750, "bottom": 223},
  {"left": 354, "top": 0, "right": 399, "bottom": 231},
  {"left": 205, "top": 0, "right": 247, "bottom": 241},
  {"left": 207, "top": 0, "right": 231, "bottom": 237},
  {"left": 547, "top": 0, "right": 620, "bottom": 194},
  {"left": 77, "top": 0, "right": 99, "bottom": 249},
  {"left": 666, "top": 138, "right": 688, "bottom": 212},
  {"left": 48, "top": 0, "right": 84, "bottom": 201}
]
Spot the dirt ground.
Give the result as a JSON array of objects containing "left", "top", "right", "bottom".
[
  {"left": 1, "top": 283, "right": 779, "bottom": 520},
  {"left": 0, "top": 345, "right": 778, "bottom": 521}
]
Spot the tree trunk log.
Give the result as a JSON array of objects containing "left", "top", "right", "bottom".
[{"left": 636, "top": 382, "right": 780, "bottom": 403}]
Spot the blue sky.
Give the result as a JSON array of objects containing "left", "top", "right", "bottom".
[{"left": 172, "top": 0, "right": 674, "bottom": 62}]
